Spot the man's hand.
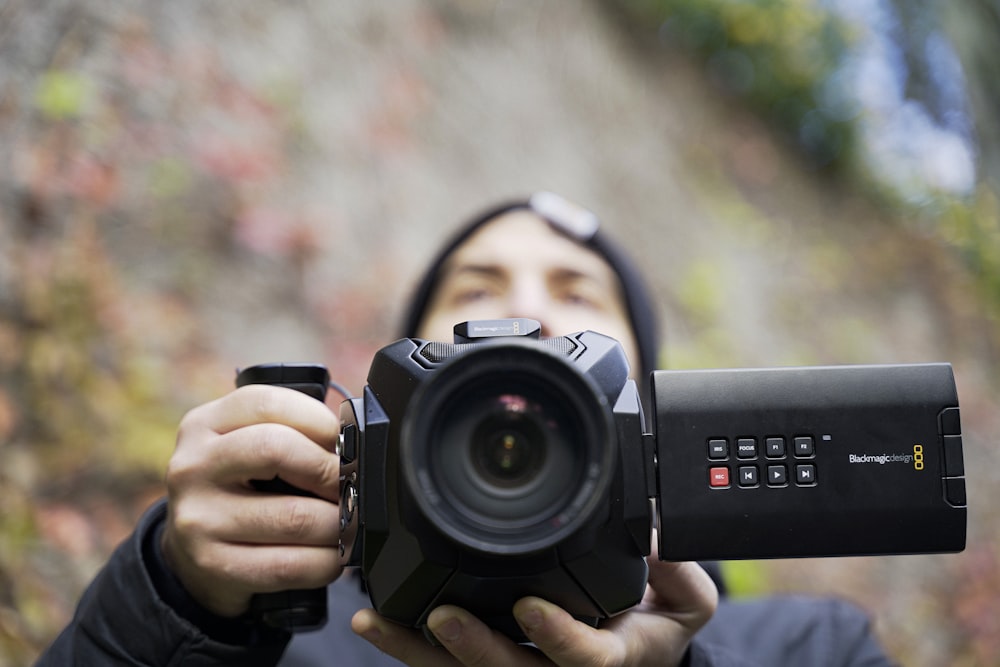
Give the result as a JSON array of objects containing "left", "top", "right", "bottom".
[
  {"left": 161, "top": 385, "right": 343, "bottom": 617},
  {"left": 351, "top": 554, "right": 718, "bottom": 667}
]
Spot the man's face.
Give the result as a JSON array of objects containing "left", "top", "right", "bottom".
[{"left": 417, "top": 210, "right": 641, "bottom": 377}]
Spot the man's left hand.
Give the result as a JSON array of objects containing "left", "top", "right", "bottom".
[{"left": 351, "top": 556, "right": 718, "bottom": 667}]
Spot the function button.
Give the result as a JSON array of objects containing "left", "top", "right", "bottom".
[
  {"left": 736, "top": 438, "right": 758, "bottom": 459},
  {"left": 765, "top": 437, "right": 786, "bottom": 458},
  {"left": 708, "top": 439, "right": 729, "bottom": 460},
  {"left": 795, "top": 464, "right": 817, "bottom": 486},
  {"left": 939, "top": 407, "right": 961, "bottom": 436},
  {"left": 738, "top": 465, "right": 759, "bottom": 487},
  {"left": 943, "top": 435, "right": 965, "bottom": 477},
  {"left": 709, "top": 467, "right": 731, "bottom": 488},
  {"left": 944, "top": 478, "right": 966, "bottom": 507},
  {"left": 339, "top": 423, "right": 358, "bottom": 462},
  {"left": 794, "top": 436, "right": 815, "bottom": 458},
  {"left": 767, "top": 464, "right": 788, "bottom": 486}
]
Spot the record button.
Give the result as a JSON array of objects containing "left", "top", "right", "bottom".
[{"left": 709, "top": 467, "right": 730, "bottom": 488}]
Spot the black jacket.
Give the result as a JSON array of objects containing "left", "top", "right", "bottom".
[{"left": 37, "top": 502, "right": 893, "bottom": 666}]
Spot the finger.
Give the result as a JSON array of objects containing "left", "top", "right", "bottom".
[
  {"left": 352, "top": 609, "right": 461, "bottom": 667},
  {"left": 162, "top": 534, "right": 342, "bottom": 617},
  {"left": 172, "top": 491, "right": 341, "bottom": 547},
  {"left": 574, "top": 560, "right": 717, "bottom": 667},
  {"left": 220, "top": 422, "right": 341, "bottom": 499},
  {"left": 172, "top": 422, "right": 341, "bottom": 501},
  {"left": 184, "top": 384, "right": 341, "bottom": 448},
  {"left": 643, "top": 559, "right": 719, "bottom": 628},
  {"left": 513, "top": 597, "right": 625, "bottom": 667},
  {"left": 426, "top": 605, "right": 546, "bottom": 667},
  {"left": 219, "top": 543, "right": 342, "bottom": 594}
]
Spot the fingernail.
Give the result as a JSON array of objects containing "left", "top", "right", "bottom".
[
  {"left": 354, "top": 615, "right": 383, "bottom": 646},
  {"left": 433, "top": 616, "right": 463, "bottom": 643},
  {"left": 516, "top": 606, "right": 543, "bottom": 635}
]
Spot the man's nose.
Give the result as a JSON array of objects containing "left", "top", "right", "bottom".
[{"left": 505, "top": 284, "right": 552, "bottom": 336}]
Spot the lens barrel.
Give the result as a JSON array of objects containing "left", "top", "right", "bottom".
[{"left": 402, "top": 341, "right": 615, "bottom": 555}]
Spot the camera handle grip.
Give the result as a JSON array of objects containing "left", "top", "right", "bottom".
[{"left": 235, "top": 363, "right": 332, "bottom": 632}]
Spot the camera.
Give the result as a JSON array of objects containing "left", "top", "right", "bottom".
[{"left": 236, "top": 318, "right": 967, "bottom": 638}]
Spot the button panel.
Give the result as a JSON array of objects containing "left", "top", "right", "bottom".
[{"left": 707, "top": 436, "right": 819, "bottom": 489}]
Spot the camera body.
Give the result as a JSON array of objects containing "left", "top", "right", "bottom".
[
  {"left": 237, "top": 318, "right": 967, "bottom": 637},
  {"left": 338, "top": 319, "right": 652, "bottom": 638}
]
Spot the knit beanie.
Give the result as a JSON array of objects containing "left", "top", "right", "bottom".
[{"left": 399, "top": 192, "right": 662, "bottom": 384}]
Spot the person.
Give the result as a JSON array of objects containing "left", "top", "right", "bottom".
[{"left": 37, "top": 193, "right": 893, "bottom": 666}]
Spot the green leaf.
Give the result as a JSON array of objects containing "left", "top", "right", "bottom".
[{"left": 35, "top": 70, "right": 88, "bottom": 120}]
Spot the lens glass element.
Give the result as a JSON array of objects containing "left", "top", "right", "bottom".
[
  {"left": 432, "top": 378, "right": 578, "bottom": 526},
  {"left": 471, "top": 399, "right": 547, "bottom": 489}
]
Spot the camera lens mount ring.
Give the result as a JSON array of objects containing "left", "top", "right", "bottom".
[{"left": 401, "top": 339, "right": 617, "bottom": 556}]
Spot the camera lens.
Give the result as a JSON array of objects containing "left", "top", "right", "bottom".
[
  {"left": 402, "top": 342, "right": 615, "bottom": 555},
  {"left": 472, "top": 411, "right": 546, "bottom": 489},
  {"left": 435, "top": 384, "right": 569, "bottom": 522}
]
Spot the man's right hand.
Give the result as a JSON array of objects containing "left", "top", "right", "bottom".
[{"left": 160, "top": 385, "right": 343, "bottom": 617}]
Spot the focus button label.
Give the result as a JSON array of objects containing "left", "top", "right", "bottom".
[{"left": 737, "top": 438, "right": 757, "bottom": 459}]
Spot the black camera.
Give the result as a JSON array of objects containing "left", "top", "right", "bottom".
[{"left": 236, "top": 318, "right": 967, "bottom": 638}]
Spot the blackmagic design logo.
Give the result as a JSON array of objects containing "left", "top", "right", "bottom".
[
  {"left": 849, "top": 453, "right": 913, "bottom": 465},
  {"left": 848, "top": 445, "right": 925, "bottom": 470}
]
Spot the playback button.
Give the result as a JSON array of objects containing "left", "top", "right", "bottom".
[
  {"left": 738, "top": 465, "right": 759, "bottom": 487},
  {"left": 795, "top": 464, "right": 817, "bottom": 486}
]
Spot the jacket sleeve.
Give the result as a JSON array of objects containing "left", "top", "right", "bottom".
[
  {"left": 35, "top": 500, "right": 291, "bottom": 667},
  {"left": 679, "top": 638, "right": 757, "bottom": 667},
  {"left": 691, "top": 596, "right": 897, "bottom": 667}
]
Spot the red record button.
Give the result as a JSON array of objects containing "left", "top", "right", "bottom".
[{"left": 709, "top": 466, "right": 730, "bottom": 487}]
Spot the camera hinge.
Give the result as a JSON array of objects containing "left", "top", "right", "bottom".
[{"left": 642, "top": 432, "right": 657, "bottom": 499}]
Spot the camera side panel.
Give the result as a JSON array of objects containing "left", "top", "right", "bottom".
[{"left": 652, "top": 363, "right": 966, "bottom": 561}]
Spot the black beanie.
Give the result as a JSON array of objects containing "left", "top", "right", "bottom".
[{"left": 399, "top": 192, "right": 662, "bottom": 384}]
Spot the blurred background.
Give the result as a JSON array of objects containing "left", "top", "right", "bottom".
[{"left": 1, "top": 1, "right": 998, "bottom": 664}]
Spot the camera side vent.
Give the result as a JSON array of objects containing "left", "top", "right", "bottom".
[{"left": 542, "top": 336, "right": 579, "bottom": 357}]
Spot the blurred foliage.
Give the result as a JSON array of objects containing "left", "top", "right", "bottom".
[
  {"left": 617, "top": 0, "right": 1000, "bottom": 356},
  {"left": 0, "top": 217, "right": 178, "bottom": 660},
  {"left": 0, "top": 8, "right": 329, "bottom": 663},
  {"left": 939, "top": 189, "right": 1000, "bottom": 317},
  {"left": 622, "top": 0, "right": 857, "bottom": 171}
]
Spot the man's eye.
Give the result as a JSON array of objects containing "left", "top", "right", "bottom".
[
  {"left": 560, "top": 291, "right": 600, "bottom": 308},
  {"left": 454, "top": 288, "right": 496, "bottom": 304}
]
